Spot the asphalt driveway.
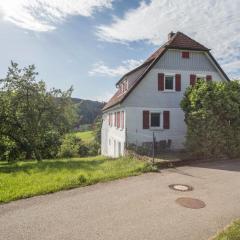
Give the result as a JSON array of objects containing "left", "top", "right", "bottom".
[{"left": 1, "top": 159, "right": 240, "bottom": 240}]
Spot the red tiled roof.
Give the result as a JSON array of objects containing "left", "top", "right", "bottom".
[
  {"left": 168, "top": 32, "right": 209, "bottom": 51},
  {"left": 103, "top": 32, "right": 227, "bottom": 111},
  {"left": 103, "top": 62, "right": 152, "bottom": 110}
]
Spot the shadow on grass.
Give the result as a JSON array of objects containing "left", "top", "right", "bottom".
[{"left": 0, "top": 159, "right": 106, "bottom": 174}]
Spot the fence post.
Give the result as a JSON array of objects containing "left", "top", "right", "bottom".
[
  {"left": 125, "top": 127, "right": 128, "bottom": 149},
  {"left": 152, "top": 132, "right": 156, "bottom": 164}
]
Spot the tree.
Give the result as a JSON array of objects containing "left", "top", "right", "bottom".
[
  {"left": 92, "top": 116, "right": 102, "bottom": 145},
  {"left": 0, "top": 62, "right": 76, "bottom": 161},
  {"left": 181, "top": 80, "right": 240, "bottom": 159}
]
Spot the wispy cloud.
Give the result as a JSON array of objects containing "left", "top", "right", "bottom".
[
  {"left": 97, "top": 0, "right": 240, "bottom": 78},
  {"left": 89, "top": 59, "right": 143, "bottom": 77},
  {"left": 0, "top": 0, "right": 113, "bottom": 32}
]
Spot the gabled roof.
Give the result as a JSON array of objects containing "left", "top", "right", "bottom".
[{"left": 103, "top": 32, "right": 229, "bottom": 111}]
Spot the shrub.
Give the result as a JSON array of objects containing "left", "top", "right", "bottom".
[
  {"left": 181, "top": 80, "right": 240, "bottom": 159},
  {"left": 87, "top": 142, "right": 100, "bottom": 156},
  {"left": 58, "top": 135, "right": 87, "bottom": 158},
  {"left": 58, "top": 135, "right": 100, "bottom": 158}
]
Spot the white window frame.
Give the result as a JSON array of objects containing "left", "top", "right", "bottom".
[
  {"left": 196, "top": 75, "right": 206, "bottom": 81},
  {"left": 164, "top": 74, "right": 175, "bottom": 92},
  {"left": 149, "top": 111, "right": 163, "bottom": 130},
  {"left": 118, "top": 80, "right": 128, "bottom": 96}
]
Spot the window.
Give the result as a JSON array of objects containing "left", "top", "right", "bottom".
[
  {"left": 165, "top": 75, "right": 174, "bottom": 90},
  {"left": 123, "top": 80, "right": 128, "bottom": 92},
  {"left": 196, "top": 76, "right": 206, "bottom": 82},
  {"left": 150, "top": 113, "right": 161, "bottom": 128},
  {"left": 119, "top": 80, "right": 128, "bottom": 95},
  {"left": 120, "top": 84, "right": 123, "bottom": 93},
  {"left": 182, "top": 51, "right": 190, "bottom": 58}
]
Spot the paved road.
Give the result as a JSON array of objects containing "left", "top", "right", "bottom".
[{"left": 1, "top": 160, "right": 240, "bottom": 240}]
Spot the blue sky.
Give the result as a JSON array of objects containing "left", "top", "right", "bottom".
[{"left": 0, "top": 0, "right": 239, "bottom": 101}]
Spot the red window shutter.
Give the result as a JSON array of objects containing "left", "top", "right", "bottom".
[
  {"left": 114, "top": 112, "right": 117, "bottom": 127},
  {"left": 143, "top": 111, "right": 149, "bottom": 129},
  {"left": 163, "top": 111, "right": 170, "bottom": 129},
  {"left": 206, "top": 75, "right": 212, "bottom": 81},
  {"left": 175, "top": 74, "right": 181, "bottom": 91},
  {"left": 121, "top": 111, "right": 124, "bottom": 129},
  {"left": 182, "top": 51, "right": 189, "bottom": 58},
  {"left": 117, "top": 112, "right": 120, "bottom": 128},
  {"left": 190, "top": 74, "right": 196, "bottom": 86},
  {"left": 158, "top": 73, "right": 164, "bottom": 91}
]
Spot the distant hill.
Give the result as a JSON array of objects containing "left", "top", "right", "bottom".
[{"left": 72, "top": 98, "right": 105, "bottom": 127}]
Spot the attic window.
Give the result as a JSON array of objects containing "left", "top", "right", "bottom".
[
  {"left": 120, "top": 80, "right": 128, "bottom": 94},
  {"left": 120, "top": 84, "right": 123, "bottom": 93},
  {"left": 182, "top": 51, "right": 190, "bottom": 58}
]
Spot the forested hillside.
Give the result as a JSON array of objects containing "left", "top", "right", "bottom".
[{"left": 72, "top": 98, "right": 105, "bottom": 126}]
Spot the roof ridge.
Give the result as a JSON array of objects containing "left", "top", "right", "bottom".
[{"left": 168, "top": 31, "right": 210, "bottom": 51}]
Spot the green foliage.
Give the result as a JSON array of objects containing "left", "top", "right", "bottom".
[
  {"left": 72, "top": 98, "right": 105, "bottom": 127},
  {"left": 0, "top": 62, "right": 76, "bottom": 161},
  {"left": 58, "top": 133, "right": 99, "bottom": 158},
  {"left": 181, "top": 80, "right": 240, "bottom": 159},
  {"left": 74, "top": 130, "right": 94, "bottom": 143},
  {"left": 212, "top": 219, "right": 240, "bottom": 240},
  {"left": 0, "top": 156, "right": 150, "bottom": 203},
  {"left": 58, "top": 135, "right": 81, "bottom": 158},
  {"left": 92, "top": 115, "right": 102, "bottom": 145}
]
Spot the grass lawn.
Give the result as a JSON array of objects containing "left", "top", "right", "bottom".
[
  {"left": 0, "top": 156, "right": 151, "bottom": 203},
  {"left": 212, "top": 220, "right": 240, "bottom": 240},
  {"left": 74, "top": 130, "right": 94, "bottom": 143}
]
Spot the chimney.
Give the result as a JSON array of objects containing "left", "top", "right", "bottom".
[{"left": 168, "top": 31, "right": 175, "bottom": 40}]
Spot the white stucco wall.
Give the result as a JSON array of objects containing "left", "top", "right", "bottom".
[
  {"left": 125, "top": 107, "right": 186, "bottom": 149},
  {"left": 101, "top": 109, "right": 126, "bottom": 158}
]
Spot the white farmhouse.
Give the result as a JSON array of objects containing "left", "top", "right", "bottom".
[{"left": 101, "top": 32, "right": 229, "bottom": 158}]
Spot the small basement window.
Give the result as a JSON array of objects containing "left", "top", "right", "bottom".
[
  {"left": 151, "top": 112, "right": 161, "bottom": 128},
  {"left": 165, "top": 75, "right": 174, "bottom": 90}
]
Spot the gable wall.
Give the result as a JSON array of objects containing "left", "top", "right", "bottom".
[
  {"left": 122, "top": 49, "right": 225, "bottom": 108},
  {"left": 154, "top": 49, "right": 216, "bottom": 71}
]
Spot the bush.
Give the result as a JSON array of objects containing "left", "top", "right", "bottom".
[
  {"left": 58, "top": 135, "right": 87, "bottom": 158},
  {"left": 87, "top": 142, "right": 100, "bottom": 156},
  {"left": 58, "top": 135, "right": 100, "bottom": 158},
  {"left": 0, "top": 136, "right": 23, "bottom": 162},
  {"left": 181, "top": 80, "right": 240, "bottom": 159}
]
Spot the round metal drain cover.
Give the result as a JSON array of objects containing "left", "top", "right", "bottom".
[
  {"left": 176, "top": 197, "right": 206, "bottom": 209},
  {"left": 169, "top": 184, "right": 193, "bottom": 192}
]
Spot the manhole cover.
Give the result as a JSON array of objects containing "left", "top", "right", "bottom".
[
  {"left": 169, "top": 184, "right": 193, "bottom": 192},
  {"left": 176, "top": 197, "right": 206, "bottom": 209}
]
